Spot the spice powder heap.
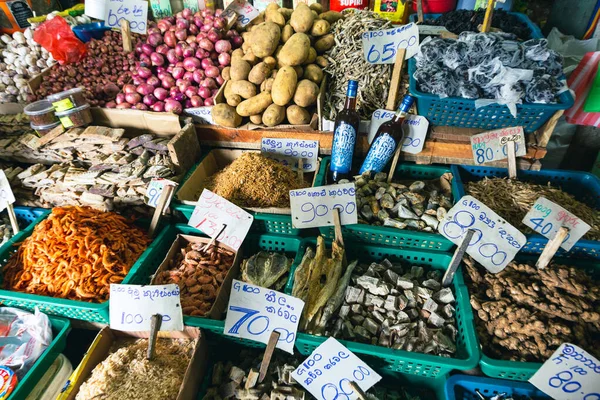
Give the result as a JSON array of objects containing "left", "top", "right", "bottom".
[
  {"left": 76, "top": 338, "right": 195, "bottom": 400},
  {"left": 205, "top": 153, "right": 306, "bottom": 208}
]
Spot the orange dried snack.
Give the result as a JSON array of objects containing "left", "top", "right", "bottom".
[{"left": 2, "top": 206, "right": 151, "bottom": 302}]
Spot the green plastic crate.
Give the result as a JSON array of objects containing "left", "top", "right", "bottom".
[
  {"left": 0, "top": 218, "right": 171, "bottom": 323},
  {"left": 314, "top": 158, "right": 459, "bottom": 251},
  {"left": 471, "top": 255, "right": 600, "bottom": 381},
  {"left": 292, "top": 238, "right": 480, "bottom": 378},
  {"left": 8, "top": 314, "right": 71, "bottom": 400}
]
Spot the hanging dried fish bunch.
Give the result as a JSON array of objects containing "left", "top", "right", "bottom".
[{"left": 324, "top": 10, "right": 393, "bottom": 121}]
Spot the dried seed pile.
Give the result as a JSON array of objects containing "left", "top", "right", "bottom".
[
  {"left": 76, "top": 338, "right": 195, "bottom": 400},
  {"left": 324, "top": 10, "right": 393, "bottom": 120},
  {"left": 240, "top": 251, "right": 293, "bottom": 291},
  {"left": 464, "top": 257, "right": 600, "bottom": 362},
  {"left": 466, "top": 177, "right": 600, "bottom": 240},
  {"left": 206, "top": 153, "right": 306, "bottom": 208}
]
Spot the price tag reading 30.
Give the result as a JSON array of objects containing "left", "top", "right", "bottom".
[
  {"left": 529, "top": 343, "right": 600, "bottom": 400},
  {"left": 523, "top": 196, "right": 590, "bottom": 251},
  {"left": 438, "top": 195, "right": 526, "bottom": 273},
  {"left": 291, "top": 338, "right": 382, "bottom": 400},
  {"left": 224, "top": 280, "right": 304, "bottom": 354},
  {"left": 362, "top": 23, "right": 419, "bottom": 64},
  {"left": 290, "top": 183, "right": 357, "bottom": 229}
]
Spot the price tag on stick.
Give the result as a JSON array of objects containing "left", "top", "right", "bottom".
[
  {"left": 104, "top": 0, "right": 148, "bottom": 34},
  {"left": 223, "top": 280, "right": 304, "bottom": 354},
  {"left": 188, "top": 189, "right": 254, "bottom": 251},
  {"left": 261, "top": 138, "right": 319, "bottom": 172},
  {"left": 362, "top": 23, "right": 420, "bottom": 64},
  {"left": 438, "top": 195, "right": 526, "bottom": 273},
  {"left": 529, "top": 343, "right": 600, "bottom": 400},
  {"left": 290, "top": 184, "right": 358, "bottom": 229},
  {"left": 146, "top": 179, "right": 178, "bottom": 208},
  {"left": 470, "top": 126, "right": 527, "bottom": 165},
  {"left": 109, "top": 283, "right": 184, "bottom": 331},
  {"left": 291, "top": 338, "right": 382, "bottom": 400}
]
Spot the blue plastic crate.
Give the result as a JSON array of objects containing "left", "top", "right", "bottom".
[
  {"left": 0, "top": 207, "right": 50, "bottom": 252},
  {"left": 455, "top": 164, "right": 600, "bottom": 260},
  {"left": 445, "top": 375, "right": 551, "bottom": 400}
]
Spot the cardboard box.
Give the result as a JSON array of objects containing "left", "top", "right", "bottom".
[
  {"left": 59, "top": 326, "right": 208, "bottom": 400},
  {"left": 175, "top": 148, "right": 321, "bottom": 214},
  {"left": 151, "top": 234, "right": 241, "bottom": 320}
]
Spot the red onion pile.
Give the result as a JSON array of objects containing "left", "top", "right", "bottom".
[
  {"left": 33, "top": 31, "right": 140, "bottom": 107},
  {"left": 109, "top": 8, "right": 242, "bottom": 114}
]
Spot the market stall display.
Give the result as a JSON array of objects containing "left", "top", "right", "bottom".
[{"left": 0, "top": 110, "right": 30, "bottom": 135}]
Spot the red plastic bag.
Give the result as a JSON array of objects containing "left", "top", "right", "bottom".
[{"left": 33, "top": 16, "right": 87, "bottom": 65}]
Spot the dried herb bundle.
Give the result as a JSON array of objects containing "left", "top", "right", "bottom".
[
  {"left": 466, "top": 177, "right": 600, "bottom": 241},
  {"left": 206, "top": 153, "right": 306, "bottom": 208}
]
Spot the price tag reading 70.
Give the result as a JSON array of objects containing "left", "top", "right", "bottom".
[{"left": 361, "top": 23, "right": 420, "bottom": 64}]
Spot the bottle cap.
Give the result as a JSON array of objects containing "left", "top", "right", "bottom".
[
  {"left": 398, "top": 95, "right": 415, "bottom": 113},
  {"left": 347, "top": 80, "right": 358, "bottom": 97}
]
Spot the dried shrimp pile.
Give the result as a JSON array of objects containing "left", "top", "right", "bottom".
[
  {"left": 76, "top": 338, "right": 195, "bottom": 400},
  {"left": 2, "top": 206, "right": 150, "bottom": 302},
  {"left": 466, "top": 177, "right": 600, "bottom": 240},
  {"left": 205, "top": 153, "right": 306, "bottom": 208}
]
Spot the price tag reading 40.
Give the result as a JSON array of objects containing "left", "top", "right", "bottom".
[
  {"left": 523, "top": 196, "right": 591, "bottom": 251},
  {"left": 224, "top": 280, "right": 304, "bottom": 354},
  {"left": 470, "top": 126, "right": 527, "bottom": 165},
  {"left": 291, "top": 338, "right": 382, "bottom": 400},
  {"left": 362, "top": 23, "right": 419, "bottom": 64},
  {"left": 188, "top": 189, "right": 254, "bottom": 251},
  {"left": 529, "top": 343, "right": 600, "bottom": 400},
  {"left": 0, "top": 170, "right": 16, "bottom": 212},
  {"left": 438, "top": 196, "right": 526, "bottom": 273},
  {"left": 290, "top": 183, "right": 357, "bottom": 229}
]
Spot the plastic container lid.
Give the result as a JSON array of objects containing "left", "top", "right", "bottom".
[
  {"left": 25, "top": 354, "right": 73, "bottom": 400},
  {"left": 23, "top": 100, "right": 54, "bottom": 116},
  {"left": 31, "top": 120, "right": 61, "bottom": 131},
  {"left": 54, "top": 103, "right": 91, "bottom": 117},
  {"left": 47, "top": 88, "right": 84, "bottom": 103}
]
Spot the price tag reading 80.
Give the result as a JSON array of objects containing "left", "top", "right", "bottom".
[{"left": 438, "top": 195, "right": 526, "bottom": 273}]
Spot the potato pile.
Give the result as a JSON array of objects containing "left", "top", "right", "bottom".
[{"left": 212, "top": 3, "right": 343, "bottom": 128}]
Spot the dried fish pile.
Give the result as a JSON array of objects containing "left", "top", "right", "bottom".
[
  {"left": 205, "top": 153, "right": 306, "bottom": 208},
  {"left": 240, "top": 251, "right": 293, "bottom": 291},
  {"left": 349, "top": 171, "right": 453, "bottom": 232},
  {"left": 324, "top": 10, "right": 394, "bottom": 121},
  {"left": 466, "top": 177, "right": 600, "bottom": 240},
  {"left": 0, "top": 113, "right": 31, "bottom": 136},
  {"left": 155, "top": 241, "right": 235, "bottom": 316},
  {"left": 464, "top": 257, "right": 600, "bottom": 362},
  {"left": 203, "top": 349, "right": 306, "bottom": 400},
  {"left": 76, "top": 338, "right": 195, "bottom": 400}
]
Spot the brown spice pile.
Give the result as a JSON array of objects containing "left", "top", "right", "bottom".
[
  {"left": 206, "top": 153, "right": 306, "bottom": 208},
  {"left": 466, "top": 177, "right": 600, "bottom": 240}
]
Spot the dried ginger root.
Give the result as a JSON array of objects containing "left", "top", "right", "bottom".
[{"left": 465, "top": 257, "right": 600, "bottom": 362}]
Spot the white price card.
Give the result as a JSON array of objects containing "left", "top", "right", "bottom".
[
  {"left": 188, "top": 189, "right": 253, "bottom": 251},
  {"left": 529, "top": 343, "right": 600, "bottom": 400},
  {"left": 109, "top": 283, "right": 184, "bottom": 331},
  {"left": 470, "top": 126, "right": 527, "bottom": 165},
  {"left": 368, "top": 110, "right": 429, "bottom": 155},
  {"left": 362, "top": 23, "right": 420, "bottom": 64},
  {"left": 523, "top": 196, "right": 591, "bottom": 251},
  {"left": 104, "top": 0, "right": 148, "bottom": 34},
  {"left": 145, "top": 178, "right": 178, "bottom": 208},
  {"left": 222, "top": 0, "right": 259, "bottom": 27},
  {"left": 223, "top": 280, "right": 304, "bottom": 354},
  {"left": 0, "top": 170, "right": 16, "bottom": 213},
  {"left": 184, "top": 106, "right": 214, "bottom": 125},
  {"left": 291, "top": 338, "right": 382, "bottom": 400},
  {"left": 290, "top": 183, "right": 358, "bottom": 229},
  {"left": 438, "top": 195, "right": 526, "bottom": 273},
  {"left": 261, "top": 138, "right": 319, "bottom": 172}
]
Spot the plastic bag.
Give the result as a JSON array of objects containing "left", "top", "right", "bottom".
[
  {"left": 33, "top": 16, "right": 87, "bottom": 65},
  {"left": 0, "top": 307, "right": 53, "bottom": 380}
]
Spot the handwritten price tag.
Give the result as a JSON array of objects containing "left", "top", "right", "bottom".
[
  {"left": 292, "top": 338, "right": 382, "bottom": 400},
  {"left": 523, "top": 196, "right": 590, "bottom": 251},
  {"left": 145, "top": 178, "right": 178, "bottom": 208},
  {"left": 361, "top": 23, "right": 419, "bottom": 64},
  {"left": 184, "top": 106, "right": 214, "bottom": 124},
  {"left": 0, "top": 170, "right": 16, "bottom": 213},
  {"left": 438, "top": 195, "right": 526, "bottom": 273},
  {"left": 188, "top": 189, "right": 253, "bottom": 251},
  {"left": 261, "top": 138, "right": 319, "bottom": 172},
  {"left": 104, "top": 0, "right": 148, "bottom": 34},
  {"left": 290, "top": 183, "right": 357, "bottom": 229},
  {"left": 223, "top": 280, "right": 304, "bottom": 353},
  {"left": 149, "top": 0, "right": 172, "bottom": 19},
  {"left": 470, "top": 126, "right": 527, "bottom": 165},
  {"left": 368, "top": 111, "right": 428, "bottom": 155},
  {"left": 222, "top": 0, "right": 259, "bottom": 27},
  {"left": 529, "top": 343, "right": 600, "bottom": 400},
  {"left": 109, "top": 283, "right": 183, "bottom": 331}
]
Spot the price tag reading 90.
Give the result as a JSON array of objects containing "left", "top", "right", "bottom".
[{"left": 289, "top": 184, "right": 358, "bottom": 229}]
